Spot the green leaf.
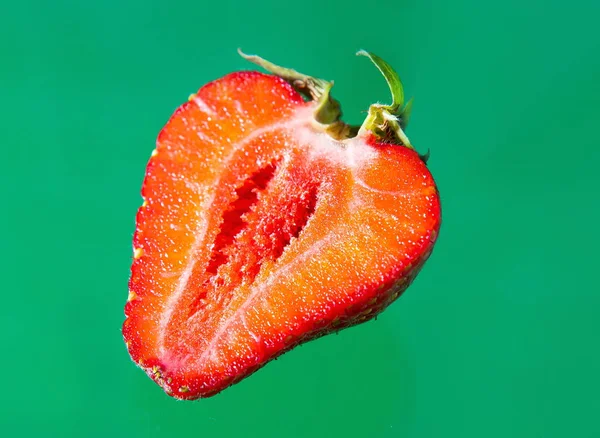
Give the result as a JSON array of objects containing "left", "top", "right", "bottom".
[{"left": 357, "top": 50, "right": 404, "bottom": 111}]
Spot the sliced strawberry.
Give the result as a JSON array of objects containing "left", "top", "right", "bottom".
[{"left": 123, "top": 52, "right": 441, "bottom": 399}]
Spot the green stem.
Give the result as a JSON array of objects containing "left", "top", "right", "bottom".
[
  {"left": 356, "top": 50, "right": 414, "bottom": 149},
  {"left": 238, "top": 49, "right": 342, "bottom": 126}
]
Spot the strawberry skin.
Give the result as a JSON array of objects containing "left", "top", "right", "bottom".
[{"left": 123, "top": 69, "right": 440, "bottom": 399}]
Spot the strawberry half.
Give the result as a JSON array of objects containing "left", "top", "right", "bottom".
[{"left": 123, "top": 50, "right": 441, "bottom": 399}]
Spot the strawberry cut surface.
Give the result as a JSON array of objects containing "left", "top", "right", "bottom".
[{"left": 124, "top": 69, "right": 441, "bottom": 399}]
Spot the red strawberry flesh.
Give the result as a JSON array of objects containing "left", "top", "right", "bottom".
[{"left": 123, "top": 71, "right": 440, "bottom": 399}]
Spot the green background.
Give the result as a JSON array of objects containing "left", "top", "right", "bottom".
[{"left": 2, "top": 0, "right": 599, "bottom": 436}]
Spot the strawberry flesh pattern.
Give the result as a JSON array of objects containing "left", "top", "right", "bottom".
[{"left": 123, "top": 71, "right": 441, "bottom": 399}]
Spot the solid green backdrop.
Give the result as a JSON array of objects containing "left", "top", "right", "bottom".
[{"left": 1, "top": 0, "right": 599, "bottom": 436}]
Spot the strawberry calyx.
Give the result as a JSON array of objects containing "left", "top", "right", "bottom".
[
  {"left": 239, "top": 49, "right": 427, "bottom": 161},
  {"left": 238, "top": 49, "right": 356, "bottom": 140},
  {"left": 355, "top": 51, "right": 413, "bottom": 148}
]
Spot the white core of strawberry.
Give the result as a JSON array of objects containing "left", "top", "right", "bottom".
[{"left": 155, "top": 102, "right": 388, "bottom": 371}]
